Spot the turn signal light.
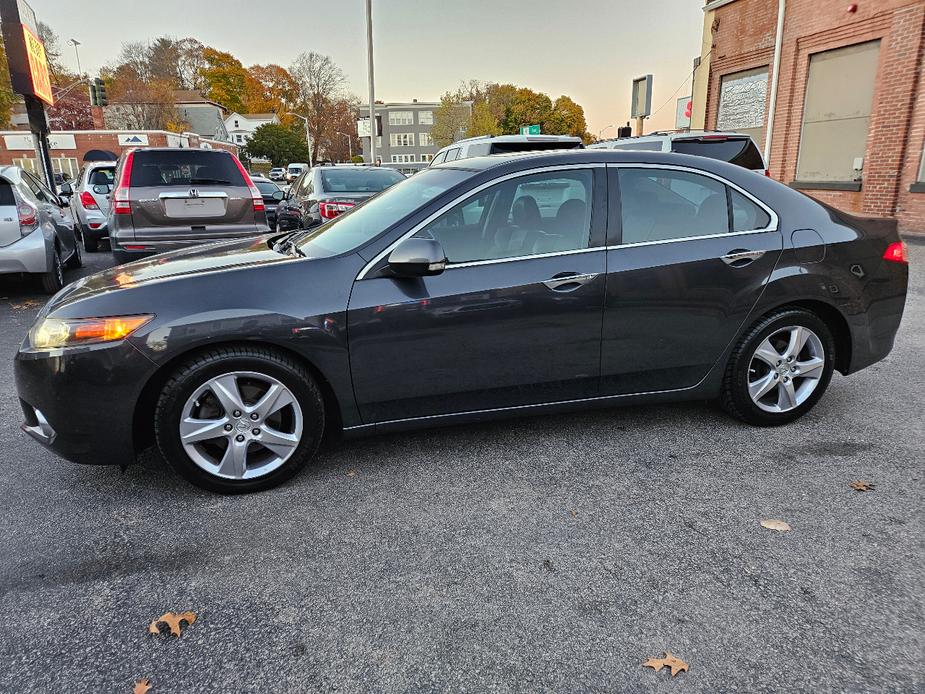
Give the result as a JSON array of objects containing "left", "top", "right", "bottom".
[
  {"left": 30, "top": 315, "right": 154, "bottom": 350},
  {"left": 883, "top": 241, "right": 908, "bottom": 264}
]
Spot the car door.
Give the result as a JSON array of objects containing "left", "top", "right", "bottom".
[
  {"left": 22, "top": 171, "right": 76, "bottom": 258},
  {"left": 601, "top": 164, "right": 783, "bottom": 395},
  {"left": 348, "top": 165, "right": 608, "bottom": 423}
]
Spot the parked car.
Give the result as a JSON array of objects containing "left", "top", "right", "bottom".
[
  {"left": 0, "top": 165, "right": 81, "bottom": 293},
  {"left": 286, "top": 163, "right": 308, "bottom": 182},
  {"left": 429, "top": 134, "right": 583, "bottom": 167},
  {"left": 107, "top": 147, "right": 270, "bottom": 265},
  {"left": 250, "top": 176, "right": 285, "bottom": 229},
  {"left": 275, "top": 165, "right": 404, "bottom": 231},
  {"left": 589, "top": 130, "right": 767, "bottom": 174},
  {"left": 15, "top": 149, "right": 908, "bottom": 493},
  {"left": 70, "top": 161, "right": 115, "bottom": 252},
  {"left": 268, "top": 167, "right": 286, "bottom": 181}
]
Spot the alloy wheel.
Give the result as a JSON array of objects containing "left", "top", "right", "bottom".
[
  {"left": 179, "top": 371, "right": 303, "bottom": 480},
  {"left": 747, "top": 325, "right": 825, "bottom": 413}
]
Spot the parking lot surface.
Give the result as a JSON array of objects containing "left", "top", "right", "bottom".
[{"left": 0, "top": 244, "right": 922, "bottom": 693}]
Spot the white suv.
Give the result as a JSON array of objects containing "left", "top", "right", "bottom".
[
  {"left": 429, "top": 134, "right": 583, "bottom": 166},
  {"left": 588, "top": 131, "right": 767, "bottom": 174}
]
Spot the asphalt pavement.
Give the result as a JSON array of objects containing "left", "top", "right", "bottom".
[{"left": 0, "top": 243, "right": 922, "bottom": 693}]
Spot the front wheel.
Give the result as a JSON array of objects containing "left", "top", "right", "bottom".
[
  {"left": 154, "top": 347, "right": 325, "bottom": 493},
  {"left": 721, "top": 309, "right": 835, "bottom": 426}
]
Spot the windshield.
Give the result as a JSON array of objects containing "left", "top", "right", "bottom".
[
  {"left": 254, "top": 180, "right": 279, "bottom": 194},
  {"left": 293, "top": 167, "right": 470, "bottom": 258},
  {"left": 320, "top": 168, "right": 404, "bottom": 193}
]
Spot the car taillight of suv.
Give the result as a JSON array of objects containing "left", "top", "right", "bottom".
[
  {"left": 231, "top": 156, "right": 265, "bottom": 213},
  {"left": 112, "top": 151, "right": 135, "bottom": 215}
]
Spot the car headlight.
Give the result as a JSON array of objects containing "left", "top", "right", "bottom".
[{"left": 30, "top": 315, "right": 154, "bottom": 350}]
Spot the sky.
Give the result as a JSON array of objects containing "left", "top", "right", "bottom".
[{"left": 30, "top": 0, "right": 705, "bottom": 136}]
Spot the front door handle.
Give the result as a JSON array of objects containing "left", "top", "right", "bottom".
[
  {"left": 721, "top": 249, "right": 766, "bottom": 266},
  {"left": 542, "top": 272, "right": 599, "bottom": 291}
]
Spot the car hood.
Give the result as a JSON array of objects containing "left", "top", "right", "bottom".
[{"left": 48, "top": 235, "right": 293, "bottom": 309}]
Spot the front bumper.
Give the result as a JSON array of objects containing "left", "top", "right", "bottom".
[
  {"left": 14, "top": 339, "right": 158, "bottom": 465},
  {"left": 0, "top": 227, "right": 52, "bottom": 274}
]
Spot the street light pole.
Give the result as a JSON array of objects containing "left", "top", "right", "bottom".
[
  {"left": 286, "top": 112, "right": 312, "bottom": 166},
  {"left": 365, "top": 0, "right": 377, "bottom": 165},
  {"left": 67, "top": 38, "right": 81, "bottom": 76},
  {"left": 598, "top": 124, "right": 614, "bottom": 139}
]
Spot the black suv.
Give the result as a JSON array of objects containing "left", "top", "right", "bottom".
[{"left": 275, "top": 165, "right": 405, "bottom": 231}]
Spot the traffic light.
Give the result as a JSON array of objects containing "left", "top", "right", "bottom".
[{"left": 89, "top": 78, "right": 107, "bottom": 107}]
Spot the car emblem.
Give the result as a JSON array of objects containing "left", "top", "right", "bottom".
[{"left": 188, "top": 188, "right": 199, "bottom": 198}]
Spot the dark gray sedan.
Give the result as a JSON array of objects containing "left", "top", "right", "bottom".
[{"left": 15, "top": 150, "right": 908, "bottom": 493}]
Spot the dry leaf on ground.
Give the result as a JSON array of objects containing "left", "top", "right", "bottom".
[
  {"left": 346, "top": 470, "right": 356, "bottom": 477},
  {"left": 10, "top": 300, "right": 40, "bottom": 310},
  {"left": 760, "top": 519, "right": 791, "bottom": 532},
  {"left": 148, "top": 611, "right": 197, "bottom": 637},
  {"left": 643, "top": 651, "right": 689, "bottom": 677},
  {"left": 850, "top": 480, "right": 874, "bottom": 492},
  {"left": 133, "top": 679, "right": 152, "bottom": 694}
]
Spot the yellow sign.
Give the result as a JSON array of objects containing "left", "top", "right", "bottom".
[{"left": 21, "top": 23, "right": 53, "bottom": 106}]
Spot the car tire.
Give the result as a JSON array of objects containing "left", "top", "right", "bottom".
[
  {"left": 39, "top": 246, "right": 64, "bottom": 294},
  {"left": 83, "top": 227, "right": 99, "bottom": 252},
  {"left": 721, "top": 308, "right": 836, "bottom": 426},
  {"left": 65, "top": 237, "right": 82, "bottom": 269},
  {"left": 154, "top": 346, "right": 325, "bottom": 494}
]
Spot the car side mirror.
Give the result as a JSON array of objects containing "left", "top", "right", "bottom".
[
  {"left": 272, "top": 190, "right": 285, "bottom": 201},
  {"left": 387, "top": 237, "right": 447, "bottom": 277}
]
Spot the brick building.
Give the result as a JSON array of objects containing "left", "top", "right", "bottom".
[
  {"left": 0, "top": 130, "right": 237, "bottom": 179},
  {"left": 690, "top": 0, "right": 925, "bottom": 232}
]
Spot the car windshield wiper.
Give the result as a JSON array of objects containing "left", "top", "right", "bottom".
[{"left": 189, "top": 177, "right": 231, "bottom": 185}]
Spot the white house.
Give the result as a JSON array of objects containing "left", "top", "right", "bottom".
[{"left": 224, "top": 112, "right": 280, "bottom": 147}]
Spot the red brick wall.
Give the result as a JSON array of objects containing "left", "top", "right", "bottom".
[{"left": 706, "top": 0, "right": 925, "bottom": 233}]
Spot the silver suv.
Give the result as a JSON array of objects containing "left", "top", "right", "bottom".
[
  {"left": 69, "top": 161, "right": 115, "bottom": 252},
  {"left": 429, "top": 134, "right": 583, "bottom": 166},
  {"left": 0, "top": 165, "right": 81, "bottom": 293},
  {"left": 108, "top": 148, "right": 269, "bottom": 264}
]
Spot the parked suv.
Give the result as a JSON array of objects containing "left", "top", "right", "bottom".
[
  {"left": 268, "top": 167, "right": 286, "bottom": 181},
  {"left": 108, "top": 148, "right": 269, "bottom": 264},
  {"left": 0, "top": 165, "right": 81, "bottom": 293},
  {"left": 429, "top": 134, "right": 583, "bottom": 167},
  {"left": 275, "top": 165, "right": 404, "bottom": 231},
  {"left": 589, "top": 131, "right": 767, "bottom": 173},
  {"left": 70, "top": 161, "right": 115, "bottom": 252}
]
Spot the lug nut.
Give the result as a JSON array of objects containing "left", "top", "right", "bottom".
[
  {"left": 783, "top": 376, "right": 790, "bottom": 383},
  {"left": 233, "top": 410, "right": 242, "bottom": 418},
  {"left": 252, "top": 428, "right": 260, "bottom": 436},
  {"left": 224, "top": 424, "right": 233, "bottom": 432},
  {"left": 235, "top": 434, "right": 245, "bottom": 442},
  {"left": 250, "top": 413, "right": 259, "bottom": 421},
  {"left": 774, "top": 373, "right": 779, "bottom": 379}
]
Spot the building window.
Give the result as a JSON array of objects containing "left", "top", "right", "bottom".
[
  {"left": 421, "top": 153, "right": 433, "bottom": 162},
  {"left": 391, "top": 154, "right": 416, "bottom": 163},
  {"left": 418, "top": 132, "right": 434, "bottom": 147},
  {"left": 390, "top": 133, "right": 415, "bottom": 147},
  {"left": 717, "top": 66, "right": 769, "bottom": 145},
  {"left": 796, "top": 40, "right": 880, "bottom": 183},
  {"left": 389, "top": 111, "right": 414, "bottom": 126},
  {"left": 418, "top": 111, "right": 433, "bottom": 125},
  {"left": 235, "top": 134, "right": 243, "bottom": 143}
]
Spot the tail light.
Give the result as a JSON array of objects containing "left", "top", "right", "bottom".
[
  {"left": 883, "top": 241, "right": 908, "bottom": 264},
  {"left": 229, "top": 154, "right": 264, "bottom": 212},
  {"left": 319, "top": 201, "right": 355, "bottom": 220},
  {"left": 113, "top": 151, "right": 134, "bottom": 215},
  {"left": 79, "top": 191, "right": 98, "bottom": 209},
  {"left": 18, "top": 201, "right": 37, "bottom": 235},
  {"left": 764, "top": 169, "right": 771, "bottom": 177}
]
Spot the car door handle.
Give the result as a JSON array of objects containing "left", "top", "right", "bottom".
[
  {"left": 721, "top": 249, "right": 766, "bottom": 266},
  {"left": 542, "top": 272, "right": 599, "bottom": 291}
]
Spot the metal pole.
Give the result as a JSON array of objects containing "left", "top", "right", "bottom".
[
  {"left": 365, "top": 0, "right": 376, "bottom": 165},
  {"left": 635, "top": 116, "right": 645, "bottom": 137},
  {"left": 68, "top": 38, "right": 81, "bottom": 76},
  {"left": 763, "top": 0, "right": 786, "bottom": 169}
]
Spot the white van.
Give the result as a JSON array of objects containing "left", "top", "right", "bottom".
[
  {"left": 286, "top": 163, "right": 309, "bottom": 182},
  {"left": 588, "top": 131, "right": 768, "bottom": 174}
]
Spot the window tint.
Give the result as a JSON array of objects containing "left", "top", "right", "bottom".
[
  {"left": 320, "top": 168, "right": 404, "bottom": 193},
  {"left": 0, "top": 181, "right": 15, "bottom": 205},
  {"left": 254, "top": 180, "right": 279, "bottom": 195},
  {"left": 444, "top": 148, "right": 461, "bottom": 162},
  {"left": 431, "top": 150, "right": 448, "bottom": 165},
  {"left": 130, "top": 151, "right": 245, "bottom": 187},
  {"left": 22, "top": 172, "right": 52, "bottom": 202},
  {"left": 413, "top": 169, "right": 593, "bottom": 263},
  {"left": 611, "top": 141, "right": 663, "bottom": 151},
  {"left": 88, "top": 167, "right": 115, "bottom": 186},
  {"left": 618, "top": 168, "right": 729, "bottom": 244},
  {"left": 730, "top": 189, "right": 771, "bottom": 231},
  {"left": 671, "top": 137, "right": 764, "bottom": 169}
]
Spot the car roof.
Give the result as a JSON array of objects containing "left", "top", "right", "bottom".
[
  {"left": 445, "top": 134, "right": 583, "bottom": 147},
  {"left": 595, "top": 130, "right": 756, "bottom": 146}
]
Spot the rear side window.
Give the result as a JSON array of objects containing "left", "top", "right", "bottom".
[
  {"left": 320, "top": 168, "right": 404, "bottom": 193},
  {"left": 129, "top": 151, "right": 245, "bottom": 187},
  {"left": 611, "top": 141, "right": 663, "bottom": 151},
  {"left": 671, "top": 137, "right": 764, "bottom": 169},
  {"left": 444, "top": 148, "right": 461, "bottom": 162},
  {"left": 0, "top": 181, "right": 15, "bottom": 205},
  {"left": 431, "top": 150, "right": 448, "bottom": 165},
  {"left": 730, "top": 189, "right": 771, "bottom": 231},
  {"left": 88, "top": 168, "right": 115, "bottom": 186}
]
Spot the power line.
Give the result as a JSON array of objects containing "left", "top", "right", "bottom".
[{"left": 649, "top": 49, "right": 713, "bottom": 119}]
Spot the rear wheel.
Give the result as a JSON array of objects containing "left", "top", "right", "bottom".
[
  {"left": 154, "top": 347, "right": 325, "bottom": 493},
  {"left": 721, "top": 309, "right": 835, "bottom": 426},
  {"left": 65, "top": 237, "right": 82, "bottom": 269},
  {"left": 83, "top": 226, "right": 99, "bottom": 252},
  {"left": 39, "top": 246, "right": 64, "bottom": 294}
]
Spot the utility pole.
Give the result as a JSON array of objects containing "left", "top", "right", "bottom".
[
  {"left": 67, "top": 38, "right": 81, "bottom": 76},
  {"left": 285, "top": 112, "right": 312, "bottom": 166},
  {"left": 365, "top": 0, "right": 377, "bottom": 165}
]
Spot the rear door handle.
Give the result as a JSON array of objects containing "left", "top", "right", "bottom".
[
  {"left": 721, "top": 249, "right": 766, "bottom": 266},
  {"left": 542, "top": 272, "right": 599, "bottom": 291}
]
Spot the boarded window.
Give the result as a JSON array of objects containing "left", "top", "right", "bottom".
[
  {"left": 717, "top": 67, "right": 769, "bottom": 145},
  {"left": 796, "top": 41, "right": 880, "bottom": 182}
]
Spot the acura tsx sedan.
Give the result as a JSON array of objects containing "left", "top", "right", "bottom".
[{"left": 15, "top": 150, "right": 908, "bottom": 493}]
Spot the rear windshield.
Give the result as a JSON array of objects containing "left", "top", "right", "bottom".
[
  {"left": 130, "top": 151, "right": 245, "bottom": 187},
  {"left": 254, "top": 180, "right": 279, "bottom": 194},
  {"left": 88, "top": 167, "right": 115, "bottom": 185},
  {"left": 288, "top": 166, "right": 303, "bottom": 173},
  {"left": 0, "top": 181, "right": 14, "bottom": 205},
  {"left": 320, "top": 168, "right": 404, "bottom": 193},
  {"left": 671, "top": 137, "right": 764, "bottom": 169}
]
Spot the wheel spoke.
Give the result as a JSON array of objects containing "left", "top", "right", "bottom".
[
  {"left": 258, "top": 425, "right": 299, "bottom": 457},
  {"left": 777, "top": 379, "right": 797, "bottom": 410},
  {"left": 796, "top": 356, "right": 824, "bottom": 379},
  {"left": 784, "top": 326, "right": 809, "bottom": 360},
  {"left": 217, "top": 440, "right": 249, "bottom": 478},
  {"left": 749, "top": 372, "right": 777, "bottom": 401},
  {"left": 753, "top": 338, "right": 782, "bottom": 367},
  {"left": 251, "top": 383, "right": 294, "bottom": 420},
  {"left": 180, "top": 416, "right": 230, "bottom": 444},
  {"left": 210, "top": 374, "right": 246, "bottom": 415}
]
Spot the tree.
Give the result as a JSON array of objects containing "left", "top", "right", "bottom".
[
  {"left": 199, "top": 47, "right": 249, "bottom": 112},
  {"left": 244, "top": 123, "right": 310, "bottom": 166},
  {"left": 146, "top": 37, "right": 182, "bottom": 86},
  {"left": 245, "top": 64, "right": 299, "bottom": 115},
  {"left": 103, "top": 65, "right": 177, "bottom": 130},
  {"left": 289, "top": 52, "right": 346, "bottom": 163},
  {"left": 544, "top": 95, "right": 588, "bottom": 138},
  {"left": 0, "top": 38, "right": 15, "bottom": 129},
  {"left": 467, "top": 101, "right": 501, "bottom": 138},
  {"left": 48, "top": 86, "right": 93, "bottom": 129},
  {"left": 506, "top": 88, "right": 552, "bottom": 133},
  {"left": 37, "top": 22, "right": 66, "bottom": 84},
  {"left": 176, "top": 38, "right": 207, "bottom": 91},
  {"left": 432, "top": 95, "right": 471, "bottom": 147}
]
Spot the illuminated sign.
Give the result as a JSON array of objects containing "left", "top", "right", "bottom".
[{"left": 21, "top": 22, "right": 52, "bottom": 105}]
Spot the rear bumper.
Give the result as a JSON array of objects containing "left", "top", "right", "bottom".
[
  {"left": 111, "top": 228, "right": 271, "bottom": 263},
  {"left": 846, "top": 264, "right": 908, "bottom": 374},
  {"left": 0, "top": 227, "right": 51, "bottom": 274},
  {"left": 14, "top": 339, "right": 157, "bottom": 465}
]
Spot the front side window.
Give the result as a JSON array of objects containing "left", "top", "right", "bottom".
[
  {"left": 388, "top": 111, "right": 414, "bottom": 126},
  {"left": 412, "top": 169, "right": 593, "bottom": 264}
]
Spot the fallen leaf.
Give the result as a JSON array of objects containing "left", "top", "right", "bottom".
[
  {"left": 569, "top": 510, "right": 578, "bottom": 518},
  {"left": 133, "top": 679, "right": 152, "bottom": 694},
  {"left": 346, "top": 470, "right": 356, "bottom": 477},
  {"left": 643, "top": 651, "right": 689, "bottom": 677},
  {"left": 850, "top": 480, "right": 874, "bottom": 492},
  {"left": 148, "top": 611, "right": 197, "bottom": 637},
  {"left": 10, "top": 300, "right": 40, "bottom": 310},
  {"left": 760, "top": 519, "right": 791, "bottom": 532}
]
